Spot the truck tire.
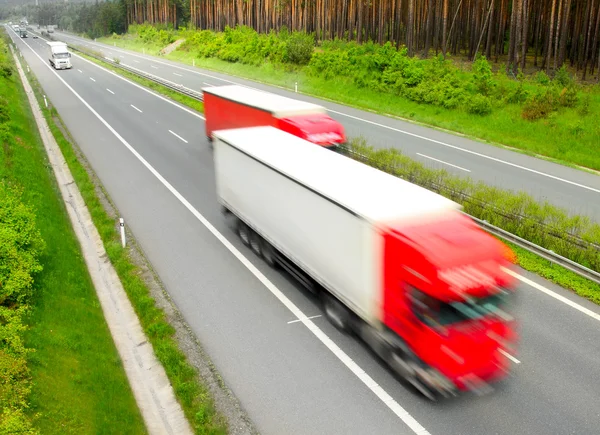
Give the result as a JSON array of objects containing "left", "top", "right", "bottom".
[
  {"left": 237, "top": 220, "right": 251, "bottom": 246},
  {"left": 322, "top": 293, "right": 352, "bottom": 333},
  {"left": 249, "top": 231, "right": 262, "bottom": 256},
  {"left": 261, "top": 239, "right": 277, "bottom": 268}
]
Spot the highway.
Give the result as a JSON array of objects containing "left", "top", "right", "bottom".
[
  {"left": 43, "top": 30, "right": 600, "bottom": 221},
  {"left": 9, "top": 28, "right": 600, "bottom": 435}
]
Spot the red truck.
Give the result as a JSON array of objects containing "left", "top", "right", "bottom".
[
  {"left": 203, "top": 85, "right": 346, "bottom": 149},
  {"left": 213, "top": 126, "right": 519, "bottom": 400}
]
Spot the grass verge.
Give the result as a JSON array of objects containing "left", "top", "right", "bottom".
[
  {"left": 2, "top": 33, "right": 147, "bottom": 433},
  {"left": 77, "top": 42, "right": 600, "bottom": 307},
  {"left": 98, "top": 32, "right": 600, "bottom": 173},
  {"left": 16, "top": 42, "right": 227, "bottom": 434},
  {"left": 507, "top": 242, "right": 600, "bottom": 305}
]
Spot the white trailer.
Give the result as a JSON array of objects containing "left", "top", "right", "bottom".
[
  {"left": 213, "top": 126, "right": 459, "bottom": 325},
  {"left": 47, "top": 41, "right": 72, "bottom": 70}
]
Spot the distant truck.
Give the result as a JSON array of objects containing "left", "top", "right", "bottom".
[
  {"left": 213, "top": 126, "right": 519, "bottom": 399},
  {"left": 203, "top": 85, "right": 346, "bottom": 149},
  {"left": 47, "top": 41, "right": 72, "bottom": 70},
  {"left": 18, "top": 27, "right": 27, "bottom": 38}
]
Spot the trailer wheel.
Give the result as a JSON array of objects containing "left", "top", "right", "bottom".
[
  {"left": 261, "top": 240, "right": 277, "bottom": 268},
  {"left": 237, "top": 221, "right": 251, "bottom": 246},
  {"left": 249, "top": 231, "right": 262, "bottom": 256},
  {"left": 322, "top": 293, "right": 352, "bottom": 332}
]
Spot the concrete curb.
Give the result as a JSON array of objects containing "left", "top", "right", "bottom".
[{"left": 10, "top": 43, "right": 193, "bottom": 435}]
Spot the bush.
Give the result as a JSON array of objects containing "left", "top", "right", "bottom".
[
  {"left": 467, "top": 94, "right": 493, "bottom": 115},
  {"left": 343, "top": 138, "right": 600, "bottom": 273},
  {"left": 522, "top": 88, "right": 558, "bottom": 120},
  {"left": 284, "top": 32, "right": 314, "bottom": 65},
  {"left": 472, "top": 56, "right": 495, "bottom": 96},
  {"left": 0, "top": 182, "right": 45, "bottom": 306},
  {"left": 0, "top": 183, "right": 42, "bottom": 435}
]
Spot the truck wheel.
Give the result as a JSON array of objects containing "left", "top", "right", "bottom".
[
  {"left": 249, "top": 231, "right": 262, "bottom": 257},
  {"left": 388, "top": 351, "right": 437, "bottom": 402},
  {"left": 322, "top": 293, "right": 352, "bottom": 333},
  {"left": 237, "top": 221, "right": 251, "bottom": 246},
  {"left": 261, "top": 239, "right": 277, "bottom": 268}
]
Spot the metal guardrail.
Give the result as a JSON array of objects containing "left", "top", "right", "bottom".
[
  {"left": 473, "top": 216, "right": 600, "bottom": 285},
  {"left": 38, "top": 34, "right": 600, "bottom": 286}
]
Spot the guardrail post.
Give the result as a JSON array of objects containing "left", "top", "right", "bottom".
[{"left": 43, "top": 95, "right": 47, "bottom": 108}]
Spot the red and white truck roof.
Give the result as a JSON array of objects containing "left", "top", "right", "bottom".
[{"left": 203, "top": 85, "right": 328, "bottom": 119}]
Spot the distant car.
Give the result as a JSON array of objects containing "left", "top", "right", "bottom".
[{"left": 33, "top": 34, "right": 38, "bottom": 39}]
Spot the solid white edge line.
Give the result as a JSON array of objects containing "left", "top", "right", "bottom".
[
  {"left": 130, "top": 104, "right": 142, "bottom": 113},
  {"left": 287, "top": 315, "right": 322, "bottom": 324},
  {"left": 106, "top": 88, "right": 114, "bottom": 94},
  {"left": 57, "top": 34, "right": 600, "bottom": 195},
  {"left": 15, "top": 31, "right": 431, "bottom": 435},
  {"left": 33, "top": 33, "right": 204, "bottom": 121},
  {"left": 416, "top": 153, "right": 471, "bottom": 172},
  {"left": 168, "top": 129, "right": 188, "bottom": 143},
  {"left": 503, "top": 267, "right": 600, "bottom": 323}
]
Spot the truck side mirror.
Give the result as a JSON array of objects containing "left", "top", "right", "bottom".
[{"left": 68, "top": 53, "right": 71, "bottom": 58}]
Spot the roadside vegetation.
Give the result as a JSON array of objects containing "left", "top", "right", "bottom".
[
  {"left": 99, "top": 24, "right": 600, "bottom": 172},
  {"left": 0, "top": 32, "right": 146, "bottom": 434},
  {"left": 19, "top": 36, "right": 227, "bottom": 435}
]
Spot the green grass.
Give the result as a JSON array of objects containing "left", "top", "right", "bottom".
[
  {"left": 507, "top": 242, "right": 600, "bottom": 305},
  {"left": 1, "top": 35, "right": 147, "bottom": 433},
  {"left": 98, "top": 33, "right": 600, "bottom": 173},
  {"left": 20, "top": 40, "right": 228, "bottom": 435}
]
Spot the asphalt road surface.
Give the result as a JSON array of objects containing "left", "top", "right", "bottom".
[
  {"left": 45, "top": 30, "right": 600, "bottom": 221},
  {"left": 9, "top": 27, "right": 600, "bottom": 435}
]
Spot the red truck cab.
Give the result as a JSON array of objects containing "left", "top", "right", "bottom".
[
  {"left": 203, "top": 85, "right": 346, "bottom": 149},
  {"left": 380, "top": 212, "right": 518, "bottom": 397}
]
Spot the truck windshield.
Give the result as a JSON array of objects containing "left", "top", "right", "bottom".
[
  {"left": 409, "top": 286, "right": 512, "bottom": 327},
  {"left": 55, "top": 53, "right": 69, "bottom": 59}
]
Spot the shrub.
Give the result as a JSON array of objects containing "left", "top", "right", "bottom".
[
  {"left": 554, "top": 65, "right": 574, "bottom": 88},
  {"left": 0, "top": 182, "right": 45, "bottom": 306},
  {"left": 0, "top": 97, "right": 9, "bottom": 124},
  {"left": 467, "top": 94, "right": 493, "bottom": 115},
  {"left": 522, "top": 88, "right": 559, "bottom": 120},
  {"left": 284, "top": 32, "right": 314, "bottom": 65},
  {"left": 0, "top": 62, "right": 11, "bottom": 79},
  {"left": 472, "top": 56, "right": 495, "bottom": 96}
]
